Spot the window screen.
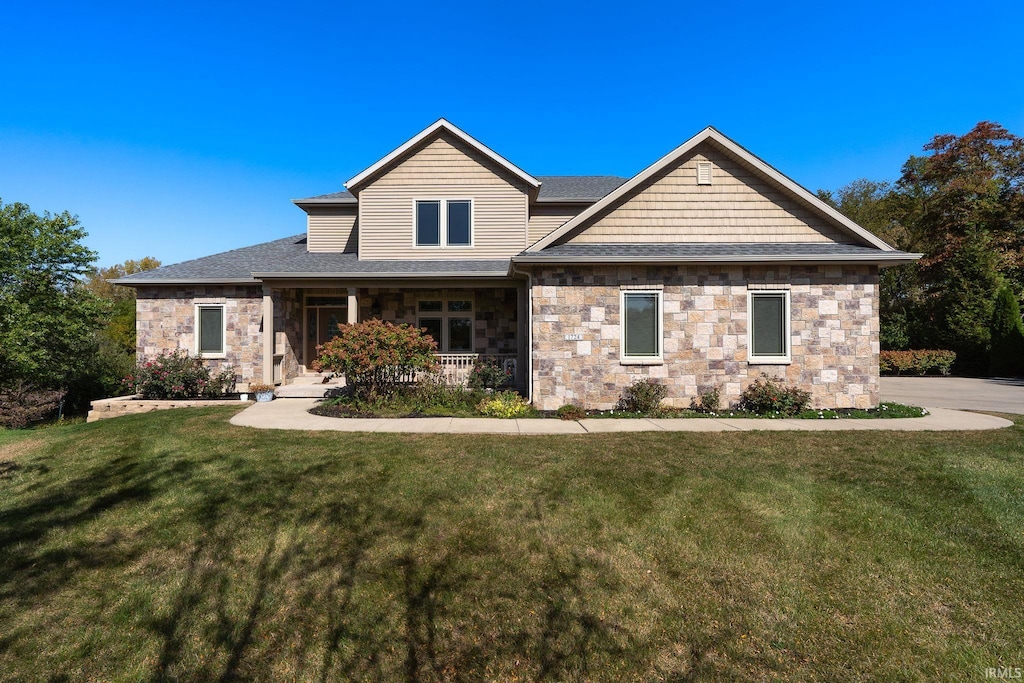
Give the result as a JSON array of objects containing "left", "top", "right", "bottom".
[
  {"left": 623, "top": 292, "right": 660, "bottom": 357},
  {"left": 416, "top": 201, "right": 441, "bottom": 245},
  {"left": 198, "top": 306, "right": 224, "bottom": 355},
  {"left": 751, "top": 293, "right": 786, "bottom": 357}
]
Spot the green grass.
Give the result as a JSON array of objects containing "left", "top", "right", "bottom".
[{"left": 2, "top": 409, "right": 1022, "bottom": 681}]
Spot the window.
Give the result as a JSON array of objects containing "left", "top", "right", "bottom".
[
  {"left": 417, "top": 298, "right": 474, "bottom": 352},
  {"left": 195, "top": 304, "right": 225, "bottom": 357},
  {"left": 620, "top": 290, "right": 662, "bottom": 364},
  {"left": 748, "top": 290, "right": 791, "bottom": 363},
  {"left": 415, "top": 199, "right": 472, "bottom": 247}
]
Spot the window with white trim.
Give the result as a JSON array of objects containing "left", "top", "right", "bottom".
[
  {"left": 748, "top": 290, "right": 791, "bottom": 363},
  {"left": 195, "top": 304, "right": 225, "bottom": 358},
  {"left": 620, "top": 290, "right": 662, "bottom": 364},
  {"left": 417, "top": 298, "right": 474, "bottom": 352},
  {"left": 415, "top": 199, "right": 472, "bottom": 247}
]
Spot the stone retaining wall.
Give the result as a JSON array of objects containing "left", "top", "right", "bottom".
[{"left": 87, "top": 395, "right": 250, "bottom": 422}]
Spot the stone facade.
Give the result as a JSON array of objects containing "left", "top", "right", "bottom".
[
  {"left": 528, "top": 264, "right": 879, "bottom": 411},
  {"left": 357, "top": 287, "right": 519, "bottom": 355},
  {"left": 273, "top": 288, "right": 303, "bottom": 380},
  {"left": 136, "top": 285, "right": 265, "bottom": 387}
]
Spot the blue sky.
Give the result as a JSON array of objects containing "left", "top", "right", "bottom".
[{"left": 2, "top": 0, "right": 1023, "bottom": 267}]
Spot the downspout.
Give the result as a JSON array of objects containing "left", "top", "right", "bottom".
[{"left": 510, "top": 262, "right": 534, "bottom": 404}]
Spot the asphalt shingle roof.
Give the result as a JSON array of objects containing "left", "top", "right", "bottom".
[
  {"left": 116, "top": 235, "right": 511, "bottom": 284},
  {"left": 294, "top": 176, "right": 629, "bottom": 204}
]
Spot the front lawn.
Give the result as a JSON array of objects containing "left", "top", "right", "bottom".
[{"left": 1, "top": 409, "right": 1022, "bottom": 680}]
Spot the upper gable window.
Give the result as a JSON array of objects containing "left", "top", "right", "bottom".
[{"left": 415, "top": 199, "right": 472, "bottom": 247}]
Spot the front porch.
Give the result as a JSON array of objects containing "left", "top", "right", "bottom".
[{"left": 265, "top": 282, "right": 527, "bottom": 391}]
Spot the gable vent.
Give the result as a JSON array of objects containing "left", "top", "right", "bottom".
[{"left": 697, "top": 161, "right": 713, "bottom": 185}]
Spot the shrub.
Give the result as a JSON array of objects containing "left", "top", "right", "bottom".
[
  {"left": 467, "top": 357, "right": 513, "bottom": 391},
  {"left": 989, "top": 286, "right": 1024, "bottom": 377},
  {"left": 879, "top": 350, "right": 957, "bottom": 376},
  {"left": 737, "top": 374, "right": 810, "bottom": 416},
  {"left": 123, "top": 351, "right": 236, "bottom": 399},
  {"left": 312, "top": 319, "right": 437, "bottom": 401},
  {"left": 617, "top": 378, "right": 667, "bottom": 414},
  {"left": 0, "top": 383, "right": 65, "bottom": 429},
  {"left": 414, "top": 371, "right": 476, "bottom": 411},
  {"left": 476, "top": 391, "right": 531, "bottom": 418},
  {"left": 690, "top": 386, "right": 721, "bottom": 414},
  {"left": 556, "top": 403, "right": 586, "bottom": 421}
]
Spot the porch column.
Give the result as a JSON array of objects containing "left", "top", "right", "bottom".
[
  {"left": 262, "top": 285, "right": 274, "bottom": 385},
  {"left": 517, "top": 282, "right": 528, "bottom": 394},
  {"left": 347, "top": 287, "right": 358, "bottom": 324}
]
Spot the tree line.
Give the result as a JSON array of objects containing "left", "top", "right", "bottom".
[{"left": 817, "top": 121, "right": 1024, "bottom": 375}]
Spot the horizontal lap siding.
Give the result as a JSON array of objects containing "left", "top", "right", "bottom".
[
  {"left": 565, "top": 142, "right": 848, "bottom": 244},
  {"left": 359, "top": 134, "right": 529, "bottom": 260},
  {"left": 307, "top": 207, "right": 357, "bottom": 252},
  {"left": 528, "top": 205, "right": 583, "bottom": 244}
]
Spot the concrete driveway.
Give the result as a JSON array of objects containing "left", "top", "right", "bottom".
[{"left": 881, "top": 377, "right": 1024, "bottom": 414}]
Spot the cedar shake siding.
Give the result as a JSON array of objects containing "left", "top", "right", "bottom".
[{"left": 561, "top": 141, "right": 849, "bottom": 245}]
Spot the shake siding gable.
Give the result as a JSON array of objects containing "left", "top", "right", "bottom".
[
  {"left": 527, "top": 205, "right": 584, "bottom": 244},
  {"left": 358, "top": 133, "right": 530, "bottom": 260},
  {"left": 306, "top": 206, "right": 358, "bottom": 253},
  {"left": 563, "top": 142, "right": 849, "bottom": 245}
]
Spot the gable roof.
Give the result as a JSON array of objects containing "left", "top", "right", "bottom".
[
  {"left": 344, "top": 118, "right": 541, "bottom": 193},
  {"left": 527, "top": 127, "right": 895, "bottom": 253}
]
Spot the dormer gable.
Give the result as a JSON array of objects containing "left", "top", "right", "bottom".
[{"left": 351, "top": 120, "right": 540, "bottom": 261}]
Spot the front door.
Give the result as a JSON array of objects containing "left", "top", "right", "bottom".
[{"left": 305, "top": 297, "right": 348, "bottom": 367}]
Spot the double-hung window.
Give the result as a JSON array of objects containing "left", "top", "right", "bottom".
[
  {"left": 195, "top": 304, "right": 226, "bottom": 358},
  {"left": 620, "top": 290, "right": 663, "bottom": 364},
  {"left": 417, "top": 298, "right": 474, "bottom": 353},
  {"left": 415, "top": 200, "right": 472, "bottom": 247},
  {"left": 748, "top": 290, "right": 791, "bottom": 363}
]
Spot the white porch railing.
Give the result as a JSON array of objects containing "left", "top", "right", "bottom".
[
  {"left": 395, "top": 353, "right": 518, "bottom": 385},
  {"left": 435, "top": 353, "right": 517, "bottom": 385}
]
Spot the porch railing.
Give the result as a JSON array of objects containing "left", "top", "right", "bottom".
[{"left": 395, "top": 353, "right": 518, "bottom": 385}]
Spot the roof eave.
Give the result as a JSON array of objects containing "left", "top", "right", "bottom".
[
  {"left": 113, "top": 277, "right": 261, "bottom": 286},
  {"left": 252, "top": 270, "right": 512, "bottom": 279},
  {"left": 292, "top": 198, "right": 358, "bottom": 206},
  {"left": 512, "top": 253, "right": 922, "bottom": 266}
]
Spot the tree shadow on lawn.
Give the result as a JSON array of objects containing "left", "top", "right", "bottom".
[{"left": 0, "top": 424, "right": 794, "bottom": 681}]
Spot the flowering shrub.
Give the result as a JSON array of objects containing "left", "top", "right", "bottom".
[
  {"left": 467, "top": 357, "right": 513, "bottom": 391},
  {"left": 312, "top": 319, "right": 437, "bottom": 401},
  {"left": 690, "top": 386, "right": 721, "bottom": 414},
  {"left": 616, "top": 378, "right": 667, "bottom": 414},
  {"left": 123, "top": 351, "right": 236, "bottom": 399},
  {"left": 879, "top": 350, "right": 957, "bottom": 376},
  {"left": 737, "top": 374, "right": 810, "bottom": 416},
  {"left": 476, "top": 391, "right": 531, "bottom": 418}
]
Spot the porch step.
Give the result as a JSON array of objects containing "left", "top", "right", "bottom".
[{"left": 275, "top": 374, "right": 345, "bottom": 398}]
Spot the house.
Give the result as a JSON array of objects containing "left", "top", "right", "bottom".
[{"left": 116, "top": 119, "right": 920, "bottom": 410}]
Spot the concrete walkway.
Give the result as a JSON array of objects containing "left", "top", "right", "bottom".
[
  {"left": 881, "top": 376, "right": 1024, "bottom": 414},
  {"left": 230, "top": 398, "right": 1013, "bottom": 434}
]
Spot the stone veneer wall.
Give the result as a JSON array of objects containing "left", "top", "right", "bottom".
[
  {"left": 357, "top": 287, "right": 519, "bottom": 354},
  {"left": 273, "top": 288, "right": 303, "bottom": 380},
  {"left": 136, "top": 285, "right": 265, "bottom": 388},
  {"left": 529, "top": 264, "right": 879, "bottom": 411}
]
